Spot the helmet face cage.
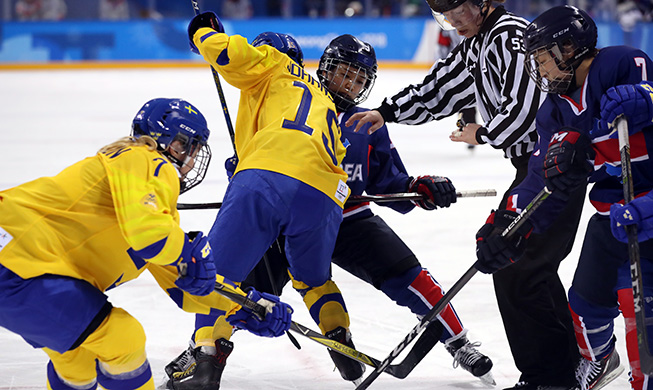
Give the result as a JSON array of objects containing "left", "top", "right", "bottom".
[
  {"left": 320, "top": 58, "right": 377, "bottom": 112},
  {"left": 524, "top": 42, "right": 576, "bottom": 94},
  {"left": 317, "top": 34, "right": 378, "bottom": 112},
  {"left": 523, "top": 5, "right": 597, "bottom": 94},
  {"left": 132, "top": 98, "right": 212, "bottom": 194},
  {"left": 175, "top": 138, "right": 211, "bottom": 194}
]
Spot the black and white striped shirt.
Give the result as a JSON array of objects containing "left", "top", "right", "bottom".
[{"left": 376, "top": 6, "right": 543, "bottom": 159}]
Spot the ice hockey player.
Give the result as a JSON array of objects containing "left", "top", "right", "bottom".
[
  {"left": 164, "top": 33, "right": 494, "bottom": 389},
  {"left": 173, "top": 9, "right": 360, "bottom": 388},
  {"left": 0, "top": 97, "right": 290, "bottom": 390},
  {"left": 474, "top": 5, "right": 653, "bottom": 390},
  {"left": 344, "top": 1, "right": 584, "bottom": 389}
]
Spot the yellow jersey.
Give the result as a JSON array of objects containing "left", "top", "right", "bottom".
[
  {"left": 193, "top": 29, "right": 350, "bottom": 207},
  {"left": 0, "top": 145, "right": 237, "bottom": 315}
]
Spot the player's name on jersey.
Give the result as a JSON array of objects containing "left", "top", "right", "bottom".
[{"left": 288, "top": 62, "right": 330, "bottom": 98}]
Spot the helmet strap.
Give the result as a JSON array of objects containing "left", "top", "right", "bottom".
[{"left": 477, "top": 0, "right": 490, "bottom": 25}]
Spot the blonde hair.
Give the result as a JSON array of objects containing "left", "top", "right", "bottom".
[{"left": 98, "top": 135, "right": 159, "bottom": 155}]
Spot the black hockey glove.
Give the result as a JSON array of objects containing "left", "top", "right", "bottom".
[
  {"left": 474, "top": 209, "right": 533, "bottom": 274},
  {"left": 543, "top": 128, "right": 594, "bottom": 199},
  {"left": 408, "top": 175, "right": 457, "bottom": 210},
  {"left": 188, "top": 11, "right": 224, "bottom": 54}
]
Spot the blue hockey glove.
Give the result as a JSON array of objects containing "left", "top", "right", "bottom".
[
  {"left": 174, "top": 232, "right": 217, "bottom": 296},
  {"left": 188, "top": 11, "right": 224, "bottom": 54},
  {"left": 227, "top": 288, "right": 293, "bottom": 337},
  {"left": 595, "top": 82, "right": 653, "bottom": 138},
  {"left": 224, "top": 155, "right": 238, "bottom": 181},
  {"left": 543, "top": 128, "right": 593, "bottom": 199},
  {"left": 408, "top": 175, "right": 457, "bottom": 210},
  {"left": 475, "top": 209, "right": 533, "bottom": 274},
  {"left": 610, "top": 193, "right": 653, "bottom": 243}
]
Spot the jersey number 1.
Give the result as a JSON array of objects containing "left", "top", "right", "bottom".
[{"left": 282, "top": 81, "right": 339, "bottom": 165}]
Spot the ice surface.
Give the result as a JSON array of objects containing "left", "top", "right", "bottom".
[{"left": 0, "top": 67, "right": 629, "bottom": 389}]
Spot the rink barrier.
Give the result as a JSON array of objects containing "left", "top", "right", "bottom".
[
  {"left": 0, "top": 60, "right": 435, "bottom": 71},
  {"left": 0, "top": 18, "right": 648, "bottom": 66}
]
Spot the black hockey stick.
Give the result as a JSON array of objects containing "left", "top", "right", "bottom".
[
  {"left": 211, "top": 281, "right": 410, "bottom": 377},
  {"left": 177, "top": 189, "right": 497, "bottom": 210},
  {"left": 616, "top": 117, "right": 653, "bottom": 375},
  {"left": 354, "top": 186, "right": 553, "bottom": 389},
  {"left": 189, "top": 0, "right": 236, "bottom": 153}
]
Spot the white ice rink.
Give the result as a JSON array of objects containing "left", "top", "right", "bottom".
[{"left": 0, "top": 67, "right": 630, "bottom": 389}]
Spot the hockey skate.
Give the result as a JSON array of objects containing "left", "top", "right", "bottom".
[
  {"left": 445, "top": 335, "right": 495, "bottom": 386},
  {"left": 164, "top": 338, "right": 233, "bottom": 390},
  {"left": 325, "top": 326, "right": 365, "bottom": 384},
  {"left": 575, "top": 345, "right": 623, "bottom": 390},
  {"left": 164, "top": 343, "right": 195, "bottom": 379},
  {"left": 503, "top": 381, "right": 580, "bottom": 390}
]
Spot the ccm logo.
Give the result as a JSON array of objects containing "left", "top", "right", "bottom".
[
  {"left": 180, "top": 124, "right": 197, "bottom": 134},
  {"left": 553, "top": 27, "right": 570, "bottom": 38}
]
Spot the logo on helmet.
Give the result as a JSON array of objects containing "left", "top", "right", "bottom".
[{"left": 553, "top": 28, "right": 570, "bottom": 39}]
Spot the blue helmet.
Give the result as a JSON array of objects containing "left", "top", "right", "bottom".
[
  {"left": 132, "top": 98, "right": 212, "bottom": 193},
  {"left": 318, "top": 34, "right": 377, "bottom": 112},
  {"left": 252, "top": 32, "right": 304, "bottom": 67},
  {"left": 523, "top": 5, "right": 597, "bottom": 94}
]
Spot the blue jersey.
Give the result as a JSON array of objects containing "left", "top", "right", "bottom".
[
  {"left": 509, "top": 46, "right": 653, "bottom": 232},
  {"left": 339, "top": 107, "right": 414, "bottom": 220}
]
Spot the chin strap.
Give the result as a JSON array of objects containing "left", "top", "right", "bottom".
[{"left": 479, "top": 1, "right": 489, "bottom": 20}]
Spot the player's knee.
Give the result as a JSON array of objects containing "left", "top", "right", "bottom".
[
  {"left": 292, "top": 278, "right": 349, "bottom": 333},
  {"left": 87, "top": 307, "right": 153, "bottom": 389},
  {"left": 380, "top": 266, "right": 425, "bottom": 309},
  {"left": 568, "top": 287, "right": 620, "bottom": 325},
  {"left": 47, "top": 360, "right": 98, "bottom": 390}
]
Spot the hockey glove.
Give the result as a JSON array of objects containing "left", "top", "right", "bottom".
[
  {"left": 188, "top": 11, "right": 224, "bottom": 54},
  {"left": 227, "top": 288, "right": 293, "bottom": 337},
  {"left": 174, "top": 232, "right": 217, "bottom": 296},
  {"left": 224, "top": 155, "right": 238, "bottom": 181},
  {"left": 610, "top": 192, "right": 653, "bottom": 243},
  {"left": 475, "top": 209, "right": 533, "bottom": 274},
  {"left": 408, "top": 175, "right": 457, "bottom": 210},
  {"left": 595, "top": 82, "right": 653, "bottom": 138},
  {"left": 543, "top": 128, "right": 593, "bottom": 199}
]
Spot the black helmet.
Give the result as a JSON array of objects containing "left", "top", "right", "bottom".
[
  {"left": 317, "top": 34, "right": 378, "bottom": 112},
  {"left": 523, "top": 5, "right": 597, "bottom": 94},
  {"left": 427, "top": 0, "right": 484, "bottom": 13}
]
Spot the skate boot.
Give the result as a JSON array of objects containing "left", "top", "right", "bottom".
[
  {"left": 165, "top": 338, "right": 233, "bottom": 390},
  {"left": 445, "top": 335, "right": 495, "bottom": 386},
  {"left": 165, "top": 343, "right": 195, "bottom": 379},
  {"left": 503, "top": 381, "right": 580, "bottom": 390},
  {"left": 325, "top": 326, "right": 365, "bottom": 384},
  {"left": 575, "top": 343, "right": 623, "bottom": 390}
]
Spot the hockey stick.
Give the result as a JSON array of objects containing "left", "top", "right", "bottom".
[
  {"left": 177, "top": 189, "right": 497, "bottom": 210},
  {"left": 189, "top": 0, "right": 236, "bottom": 153},
  {"left": 616, "top": 117, "right": 653, "bottom": 375},
  {"left": 354, "top": 186, "right": 553, "bottom": 389},
  {"left": 188, "top": 0, "right": 303, "bottom": 351},
  {"left": 211, "top": 280, "right": 409, "bottom": 377}
]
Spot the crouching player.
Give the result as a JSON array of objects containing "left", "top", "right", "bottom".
[
  {"left": 164, "top": 34, "right": 494, "bottom": 389},
  {"left": 165, "top": 8, "right": 358, "bottom": 389},
  {"left": 0, "top": 98, "right": 291, "bottom": 390}
]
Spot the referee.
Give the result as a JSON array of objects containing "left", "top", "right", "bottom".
[{"left": 346, "top": 1, "right": 584, "bottom": 389}]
